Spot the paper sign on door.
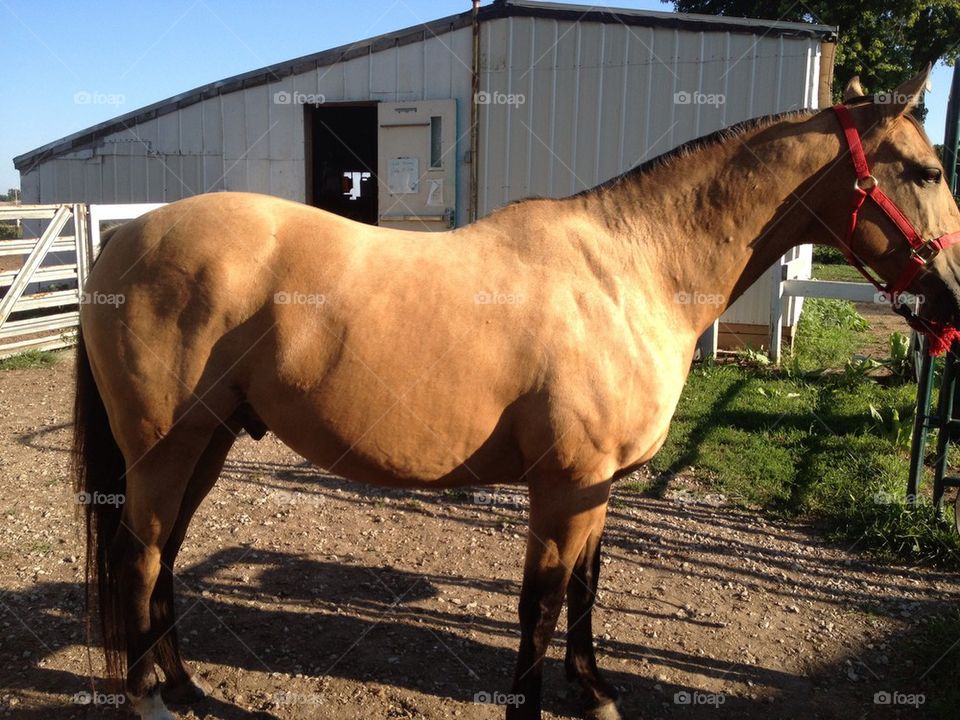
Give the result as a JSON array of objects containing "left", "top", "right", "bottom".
[
  {"left": 387, "top": 158, "right": 419, "bottom": 194},
  {"left": 426, "top": 179, "right": 444, "bottom": 206}
]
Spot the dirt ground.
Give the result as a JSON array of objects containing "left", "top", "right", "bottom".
[
  {"left": 1, "top": 356, "right": 958, "bottom": 720},
  {"left": 853, "top": 301, "right": 909, "bottom": 361}
]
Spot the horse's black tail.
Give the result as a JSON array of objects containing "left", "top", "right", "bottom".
[{"left": 73, "top": 285, "right": 127, "bottom": 689}]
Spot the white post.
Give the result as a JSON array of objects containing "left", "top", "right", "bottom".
[
  {"left": 697, "top": 320, "right": 718, "bottom": 361},
  {"left": 88, "top": 203, "right": 165, "bottom": 258},
  {"left": 769, "top": 256, "right": 785, "bottom": 363},
  {"left": 73, "top": 204, "right": 90, "bottom": 290}
]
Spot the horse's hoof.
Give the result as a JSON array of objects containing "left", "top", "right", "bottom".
[
  {"left": 584, "top": 701, "right": 622, "bottom": 720},
  {"left": 130, "top": 690, "right": 177, "bottom": 720},
  {"left": 162, "top": 675, "right": 211, "bottom": 704}
]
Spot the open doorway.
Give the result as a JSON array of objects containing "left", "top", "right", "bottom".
[{"left": 306, "top": 104, "right": 378, "bottom": 225}]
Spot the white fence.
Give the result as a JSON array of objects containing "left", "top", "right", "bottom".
[
  {"left": 770, "top": 276, "right": 914, "bottom": 363},
  {"left": 698, "top": 264, "right": 904, "bottom": 363},
  {"left": 0, "top": 203, "right": 163, "bottom": 358}
]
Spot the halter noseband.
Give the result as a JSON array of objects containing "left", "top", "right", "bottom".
[{"left": 832, "top": 103, "right": 960, "bottom": 354}]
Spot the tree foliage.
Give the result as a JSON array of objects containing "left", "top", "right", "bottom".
[{"left": 669, "top": 1, "right": 960, "bottom": 98}]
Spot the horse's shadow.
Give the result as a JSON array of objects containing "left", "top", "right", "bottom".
[{"left": 2, "top": 543, "right": 948, "bottom": 720}]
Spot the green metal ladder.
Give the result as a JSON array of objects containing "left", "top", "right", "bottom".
[{"left": 907, "top": 64, "right": 960, "bottom": 523}]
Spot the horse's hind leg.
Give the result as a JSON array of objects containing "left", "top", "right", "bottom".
[
  {"left": 508, "top": 477, "right": 618, "bottom": 720},
  {"left": 565, "top": 532, "right": 619, "bottom": 712},
  {"left": 153, "top": 423, "right": 238, "bottom": 704},
  {"left": 118, "top": 432, "right": 214, "bottom": 720}
]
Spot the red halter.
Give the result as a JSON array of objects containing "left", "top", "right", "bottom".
[{"left": 832, "top": 103, "right": 960, "bottom": 355}]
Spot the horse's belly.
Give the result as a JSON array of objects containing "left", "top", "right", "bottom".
[{"left": 248, "top": 383, "right": 525, "bottom": 489}]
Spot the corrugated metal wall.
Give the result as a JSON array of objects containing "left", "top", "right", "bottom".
[
  {"left": 18, "top": 14, "right": 822, "bottom": 328},
  {"left": 475, "top": 16, "right": 821, "bottom": 328},
  {"left": 478, "top": 17, "right": 821, "bottom": 210}
]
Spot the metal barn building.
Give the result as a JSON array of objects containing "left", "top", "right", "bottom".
[{"left": 13, "top": 0, "right": 837, "bottom": 348}]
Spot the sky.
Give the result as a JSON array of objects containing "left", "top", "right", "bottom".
[{"left": 0, "top": 0, "right": 955, "bottom": 193}]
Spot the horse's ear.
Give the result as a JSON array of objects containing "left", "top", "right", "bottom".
[
  {"left": 843, "top": 76, "right": 866, "bottom": 101},
  {"left": 875, "top": 65, "right": 931, "bottom": 120}
]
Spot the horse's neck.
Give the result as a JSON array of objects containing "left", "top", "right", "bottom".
[{"left": 580, "top": 110, "right": 843, "bottom": 336}]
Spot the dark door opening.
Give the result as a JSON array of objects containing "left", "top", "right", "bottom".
[{"left": 306, "top": 104, "right": 378, "bottom": 225}]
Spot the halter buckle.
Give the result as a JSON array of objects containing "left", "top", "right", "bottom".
[
  {"left": 855, "top": 174, "right": 879, "bottom": 191},
  {"left": 910, "top": 241, "right": 939, "bottom": 265}
]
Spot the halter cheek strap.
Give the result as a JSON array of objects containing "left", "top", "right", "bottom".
[{"left": 832, "top": 104, "right": 960, "bottom": 355}]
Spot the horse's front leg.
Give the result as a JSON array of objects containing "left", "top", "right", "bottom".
[
  {"left": 507, "top": 476, "right": 619, "bottom": 720},
  {"left": 565, "top": 531, "right": 620, "bottom": 718}
]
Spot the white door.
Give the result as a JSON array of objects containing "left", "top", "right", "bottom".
[{"left": 377, "top": 100, "right": 457, "bottom": 231}]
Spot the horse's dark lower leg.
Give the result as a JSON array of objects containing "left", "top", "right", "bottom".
[
  {"left": 507, "top": 479, "right": 614, "bottom": 720},
  {"left": 119, "top": 434, "right": 213, "bottom": 720},
  {"left": 119, "top": 538, "right": 174, "bottom": 720},
  {"left": 150, "top": 560, "right": 193, "bottom": 694},
  {"left": 152, "top": 424, "right": 237, "bottom": 703},
  {"left": 565, "top": 533, "right": 619, "bottom": 712},
  {"left": 508, "top": 566, "right": 569, "bottom": 720}
]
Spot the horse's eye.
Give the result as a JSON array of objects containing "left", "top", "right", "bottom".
[{"left": 920, "top": 166, "right": 943, "bottom": 185}]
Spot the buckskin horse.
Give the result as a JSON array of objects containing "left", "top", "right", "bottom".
[{"left": 74, "top": 69, "right": 960, "bottom": 720}]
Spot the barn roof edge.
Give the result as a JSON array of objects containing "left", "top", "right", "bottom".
[{"left": 13, "top": 0, "right": 837, "bottom": 171}]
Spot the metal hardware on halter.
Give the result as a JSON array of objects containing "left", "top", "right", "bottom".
[{"left": 911, "top": 241, "right": 941, "bottom": 265}]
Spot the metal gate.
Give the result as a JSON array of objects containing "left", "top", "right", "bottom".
[
  {"left": 0, "top": 202, "right": 163, "bottom": 359},
  {"left": 0, "top": 204, "right": 88, "bottom": 358}
]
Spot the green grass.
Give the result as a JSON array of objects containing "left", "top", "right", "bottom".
[
  {"left": 0, "top": 349, "right": 60, "bottom": 370},
  {"left": 0, "top": 222, "right": 22, "bottom": 241},
  {"left": 810, "top": 262, "right": 867, "bottom": 282},
  {"left": 791, "top": 297, "right": 869, "bottom": 372},
  {"left": 648, "top": 298, "right": 960, "bottom": 568},
  {"left": 812, "top": 246, "right": 847, "bottom": 265}
]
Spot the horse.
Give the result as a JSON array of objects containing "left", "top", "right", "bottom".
[{"left": 73, "top": 68, "right": 960, "bottom": 720}]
